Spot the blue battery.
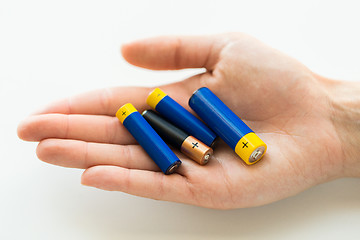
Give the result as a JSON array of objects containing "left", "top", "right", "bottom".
[
  {"left": 147, "top": 88, "right": 217, "bottom": 147},
  {"left": 189, "top": 87, "right": 267, "bottom": 165},
  {"left": 116, "top": 103, "right": 181, "bottom": 174}
]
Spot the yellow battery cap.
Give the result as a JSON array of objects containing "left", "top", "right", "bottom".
[
  {"left": 146, "top": 88, "right": 167, "bottom": 109},
  {"left": 116, "top": 103, "right": 137, "bottom": 123},
  {"left": 235, "top": 132, "right": 267, "bottom": 165}
]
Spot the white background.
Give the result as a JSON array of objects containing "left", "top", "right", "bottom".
[{"left": 1, "top": 0, "right": 360, "bottom": 239}]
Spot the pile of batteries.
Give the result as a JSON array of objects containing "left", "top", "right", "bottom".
[{"left": 116, "top": 87, "right": 266, "bottom": 175}]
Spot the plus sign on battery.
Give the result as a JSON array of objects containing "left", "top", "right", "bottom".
[{"left": 192, "top": 142, "right": 199, "bottom": 148}]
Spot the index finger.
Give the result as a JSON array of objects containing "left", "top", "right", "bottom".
[
  {"left": 35, "top": 86, "right": 150, "bottom": 116},
  {"left": 35, "top": 75, "right": 207, "bottom": 116}
]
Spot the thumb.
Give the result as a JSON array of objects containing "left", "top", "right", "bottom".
[{"left": 121, "top": 35, "right": 225, "bottom": 71}]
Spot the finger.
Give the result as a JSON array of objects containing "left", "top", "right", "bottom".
[
  {"left": 36, "top": 139, "right": 160, "bottom": 171},
  {"left": 121, "top": 35, "right": 226, "bottom": 71},
  {"left": 17, "top": 114, "right": 136, "bottom": 144},
  {"left": 33, "top": 74, "right": 209, "bottom": 116},
  {"left": 81, "top": 165, "right": 197, "bottom": 205},
  {"left": 34, "top": 87, "right": 151, "bottom": 116}
]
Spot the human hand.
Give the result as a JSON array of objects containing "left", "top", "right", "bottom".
[{"left": 17, "top": 33, "right": 359, "bottom": 209}]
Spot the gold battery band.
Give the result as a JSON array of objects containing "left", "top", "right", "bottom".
[
  {"left": 116, "top": 103, "right": 137, "bottom": 123},
  {"left": 235, "top": 132, "right": 267, "bottom": 165},
  {"left": 147, "top": 88, "right": 167, "bottom": 109}
]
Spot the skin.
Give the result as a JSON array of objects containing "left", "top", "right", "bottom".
[{"left": 17, "top": 33, "right": 360, "bottom": 209}]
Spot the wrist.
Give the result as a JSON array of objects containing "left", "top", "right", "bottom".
[{"left": 322, "top": 77, "right": 360, "bottom": 177}]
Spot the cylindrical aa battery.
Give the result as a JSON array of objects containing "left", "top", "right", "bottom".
[
  {"left": 189, "top": 87, "right": 267, "bottom": 165},
  {"left": 116, "top": 103, "right": 181, "bottom": 174},
  {"left": 146, "top": 88, "right": 217, "bottom": 147},
  {"left": 142, "top": 110, "right": 212, "bottom": 165}
]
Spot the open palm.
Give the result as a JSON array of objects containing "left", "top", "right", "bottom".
[{"left": 18, "top": 33, "right": 345, "bottom": 209}]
